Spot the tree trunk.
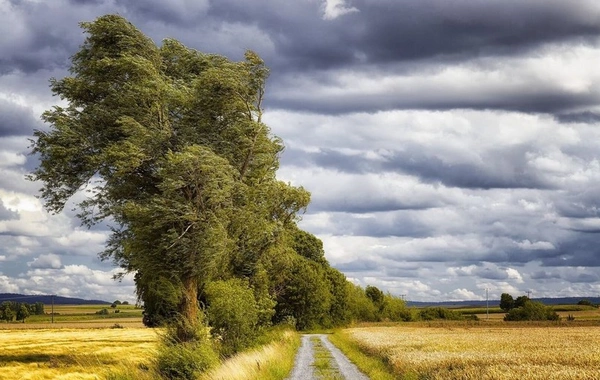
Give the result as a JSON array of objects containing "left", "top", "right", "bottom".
[{"left": 176, "top": 276, "right": 199, "bottom": 342}]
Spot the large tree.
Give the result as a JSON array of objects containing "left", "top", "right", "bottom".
[{"left": 30, "top": 15, "right": 309, "bottom": 341}]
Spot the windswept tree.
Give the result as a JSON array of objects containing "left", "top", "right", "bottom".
[{"left": 30, "top": 14, "right": 309, "bottom": 342}]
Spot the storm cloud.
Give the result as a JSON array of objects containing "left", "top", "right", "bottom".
[{"left": 0, "top": 0, "right": 599, "bottom": 301}]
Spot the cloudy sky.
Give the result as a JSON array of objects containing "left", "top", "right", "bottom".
[{"left": 2, "top": 0, "right": 600, "bottom": 303}]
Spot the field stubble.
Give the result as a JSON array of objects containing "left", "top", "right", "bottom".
[{"left": 344, "top": 324, "right": 600, "bottom": 380}]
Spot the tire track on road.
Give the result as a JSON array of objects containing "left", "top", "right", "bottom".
[{"left": 287, "top": 334, "right": 369, "bottom": 380}]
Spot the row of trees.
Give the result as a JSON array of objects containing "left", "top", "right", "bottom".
[
  {"left": 499, "top": 293, "right": 559, "bottom": 321},
  {"left": 0, "top": 301, "right": 45, "bottom": 323}
]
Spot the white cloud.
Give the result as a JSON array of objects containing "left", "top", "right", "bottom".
[
  {"left": 321, "top": 0, "right": 358, "bottom": 20},
  {"left": 0, "top": 274, "right": 20, "bottom": 293},
  {"left": 516, "top": 240, "right": 556, "bottom": 250},
  {"left": 28, "top": 253, "right": 62, "bottom": 269},
  {"left": 448, "top": 288, "right": 481, "bottom": 301}
]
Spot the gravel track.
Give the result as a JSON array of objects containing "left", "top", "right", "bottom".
[{"left": 287, "top": 334, "right": 369, "bottom": 380}]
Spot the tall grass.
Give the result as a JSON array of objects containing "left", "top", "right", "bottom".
[
  {"left": 329, "top": 330, "right": 396, "bottom": 380},
  {"left": 199, "top": 327, "right": 300, "bottom": 380}
]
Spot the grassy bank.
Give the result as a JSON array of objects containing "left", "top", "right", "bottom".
[{"left": 199, "top": 327, "right": 300, "bottom": 380}]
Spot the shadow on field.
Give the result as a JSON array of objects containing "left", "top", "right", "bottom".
[{"left": 0, "top": 353, "right": 101, "bottom": 367}]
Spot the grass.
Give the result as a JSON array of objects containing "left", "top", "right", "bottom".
[
  {"left": 199, "top": 327, "right": 300, "bottom": 380},
  {"left": 309, "top": 336, "right": 343, "bottom": 380},
  {"left": 0, "top": 327, "right": 158, "bottom": 380},
  {"left": 339, "top": 323, "right": 600, "bottom": 379},
  {"left": 329, "top": 330, "right": 397, "bottom": 380}
]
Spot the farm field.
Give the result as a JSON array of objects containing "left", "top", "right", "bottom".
[
  {"left": 0, "top": 304, "right": 145, "bottom": 329},
  {"left": 342, "top": 323, "right": 600, "bottom": 379},
  {"left": 0, "top": 327, "right": 158, "bottom": 380}
]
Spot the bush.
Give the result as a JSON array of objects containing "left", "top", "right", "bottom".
[
  {"left": 418, "top": 307, "right": 464, "bottom": 321},
  {"left": 504, "top": 301, "right": 559, "bottom": 321},
  {"left": 577, "top": 299, "right": 592, "bottom": 306},
  {"left": 156, "top": 341, "right": 218, "bottom": 380},
  {"left": 381, "top": 295, "right": 411, "bottom": 321},
  {"left": 96, "top": 308, "right": 109, "bottom": 315},
  {"left": 205, "top": 279, "right": 259, "bottom": 357}
]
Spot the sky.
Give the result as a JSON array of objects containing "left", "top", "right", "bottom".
[{"left": 1, "top": 0, "right": 600, "bottom": 303}]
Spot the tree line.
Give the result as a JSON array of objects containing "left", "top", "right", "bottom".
[{"left": 0, "top": 301, "right": 45, "bottom": 323}]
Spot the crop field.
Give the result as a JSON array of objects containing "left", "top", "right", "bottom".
[
  {"left": 0, "top": 304, "right": 144, "bottom": 329},
  {"left": 342, "top": 324, "right": 600, "bottom": 379},
  {"left": 0, "top": 327, "right": 158, "bottom": 380}
]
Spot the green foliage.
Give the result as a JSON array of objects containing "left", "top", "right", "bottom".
[
  {"left": 499, "top": 293, "right": 515, "bottom": 312},
  {"left": 30, "top": 14, "right": 310, "bottom": 342},
  {"left": 205, "top": 279, "right": 260, "bottom": 357},
  {"left": 418, "top": 307, "right": 464, "bottom": 321},
  {"left": 504, "top": 300, "right": 560, "bottom": 321},
  {"left": 514, "top": 295, "right": 530, "bottom": 308},
  {"left": 96, "top": 308, "right": 110, "bottom": 315},
  {"left": 0, "top": 301, "right": 15, "bottom": 322},
  {"left": 380, "top": 294, "right": 411, "bottom": 322},
  {"left": 16, "top": 304, "right": 30, "bottom": 323},
  {"left": 290, "top": 225, "right": 327, "bottom": 265},
  {"left": 156, "top": 340, "right": 219, "bottom": 380},
  {"left": 366, "top": 285, "right": 385, "bottom": 310},
  {"left": 345, "top": 283, "right": 378, "bottom": 322},
  {"left": 274, "top": 257, "right": 331, "bottom": 330},
  {"left": 577, "top": 299, "right": 593, "bottom": 306}
]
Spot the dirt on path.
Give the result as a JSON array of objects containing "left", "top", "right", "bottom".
[{"left": 287, "top": 334, "right": 369, "bottom": 380}]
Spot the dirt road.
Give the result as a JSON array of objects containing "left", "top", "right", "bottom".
[{"left": 287, "top": 334, "right": 369, "bottom": 380}]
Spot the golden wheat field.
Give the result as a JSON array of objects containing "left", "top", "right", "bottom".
[
  {"left": 0, "top": 327, "right": 158, "bottom": 380},
  {"left": 344, "top": 324, "right": 600, "bottom": 380}
]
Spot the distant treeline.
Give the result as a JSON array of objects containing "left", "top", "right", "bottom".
[{"left": 0, "top": 301, "right": 45, "bottom": 323}]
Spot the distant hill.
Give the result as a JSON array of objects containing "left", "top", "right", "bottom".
[
  {"left": 0, "top": 293, "right": 110, "bottom": 305},
  {"left": 407, "top": 297, "right": 600, "bottom": 308}
]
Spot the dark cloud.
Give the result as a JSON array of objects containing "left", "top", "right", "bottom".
[
  {"left": 530, "top": 270, "right": 561, "bottom": 280},
  {"left": 555, "top": 111, "right": 600, "bottom": 124},
  {"left": 209, "top": 0, "right": 600, "bottom": 73},
  {"left": 0, "top": 100, "right": 40, "bottom": 137},
  {"left": 383, "top": 146, "right": 552, "bottom": 190},
  {"left": 294, "top": 146, "right": 552, "bottom": 190},
  {"left": 543, "top": 235, "right": 600, "bottom": 267},
  {"left": 325, "top": 212, "right": 432, "bottom": 238}
]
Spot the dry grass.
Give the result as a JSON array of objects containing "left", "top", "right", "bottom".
[
  {"left": 344, "top": 324, "right": 600, "bottom": 380},
  {"left": 199, "top": 329, "right": 300, "bottom": 380},
  {"left": 0, "top": 327, "right": 158, "bottom": 380}
]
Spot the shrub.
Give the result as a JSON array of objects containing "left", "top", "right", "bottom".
[
  {"left": 205, "top": 279, "right": 259, "bottom": 357},
  {"left": 156, "top": 341, "right": 218, "bottom": 380},
  {"left": 504, "top": 301, "right": 559, "bottom": 321},
  {"left": 418, "top": 307, "right": 464, "bottom": 321},
  {"left": 381, "top": 295, "right": 411, "bottom": 322},
  {"left": 96, "top": 308, "right": 109, "bottom": 315}
]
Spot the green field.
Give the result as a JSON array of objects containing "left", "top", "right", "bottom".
[{"left": 0, "top": 304, "right": 144, "bottom": 328}]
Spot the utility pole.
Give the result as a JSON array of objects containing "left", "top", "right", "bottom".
[
  {"left": 400, "top": 294, "right": 406, "bottom": 301},
  {"left": 51, "top": 295, "right": 54, "bottom": 324},
  {"left": 526, "top": 290, "right": 531, "bottom": 299}
]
